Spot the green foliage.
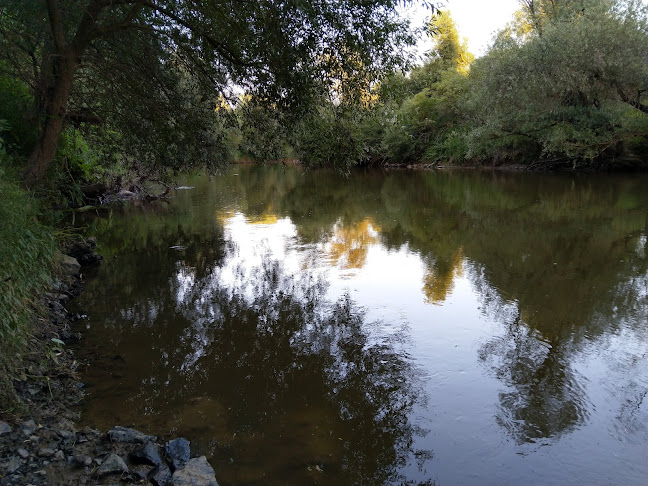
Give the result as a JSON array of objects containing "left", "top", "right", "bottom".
[
  {"left": 0, "top": 0, "right": 420, "bottom": 180},
  {"left": 237, "top": 100, "right": 291, "bottom": 162},
  {"left": 0, "top": 166, "right": 57, "bottom": 410},
  {"left": 465, "top": 0, "right": 648, "bottom": 166},
  {"left": 294, "top": 104, "right": 365, "bottom": 170},
  {"left": 56, "top": 129, "right": 102, "bottom": 182},
  {"left": 377, "top": 12, "right": 473, "bottom": 165},
  {"left": 0, "top": 69, "right": 38, "bottom": 155}
]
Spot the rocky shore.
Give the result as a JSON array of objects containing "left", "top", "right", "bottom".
[{"left": 0, "top": 239, "right": 219, "bottom": 486}]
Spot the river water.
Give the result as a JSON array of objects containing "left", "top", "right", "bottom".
[{"left": 70, "top": 166, "right": 648, "bottom": 486}]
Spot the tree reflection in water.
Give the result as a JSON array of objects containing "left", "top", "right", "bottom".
[
  {"left": 477, "top": 307, "right": 590, "bottom": 444},
  {"left": 80, "top": 234, "right": 431, "bottom": 485},
  {"left": 74, "top": 167, "right": 648, "bottom": 484},
  {"left": 172, "top": 258, "right": 431, "bottom": 485}
]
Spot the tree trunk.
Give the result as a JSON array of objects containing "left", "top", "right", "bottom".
[{"left": 23, "top": 56, "right": 77, "bottom": 183}]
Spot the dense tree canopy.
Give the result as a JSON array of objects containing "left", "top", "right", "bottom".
[
  {"left": 1, "top": 0, "right": 646, "bottom": 181},
  {"left": 0, "top": 0, "right": 424, "bottom": 181},
  {"left": 467, "top": 0, "right": 648, "bottom": 166}
]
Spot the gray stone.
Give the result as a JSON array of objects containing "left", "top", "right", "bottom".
[
  {"left": 171, "top": 457, "right": 218, "bottom": 486},
  {"left": 93, "top": 453, "right": 128, "bottom": 478},
  {"left": 54, "top": 450, "right": 65, "bottom": 461},
  {"left": 80, "top": 426, "right": 101, "bottom": 438},
  {"left": 71, "top": 455, "right": 92, "bottom": 468},
  {"left": 17, "top": 448, "right": 29, "bottom": 459},
  {"left": 57, "top": 430, "right": 75, "bottom": 440},
  {"left": 51, "top": 292, "right": 70, "bottom": 303},
  {"left": 130, "top": 441, "right": 163, "bottom": 466},
  {"left": 60, "top": 254, "right": 81, "bottom": 276},
  {"left": 5, "top": 457, "right": 22, "bottom": 474},
  {"left": 37, "top": 448, "right": 55, "bottom": 458},
  {"left": 21, "top": 420, "right": 37, "bottom": 436},
  {"left": 130, "top": 464, "right": 153, "bottom": 481},
  {"left": 0, "top": 421, "right": 12, "bottom": 435},
  {"left": 165, "top": 438, "right": 190, "bottom": 471},
  {"left": 107, "top": 426, "right": 156, "bottom": 444},
  {"left": 150, "top": 464, "right": 172, "bottom": 486}
]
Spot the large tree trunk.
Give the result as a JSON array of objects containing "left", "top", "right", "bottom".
[{"left": 23, "top": 56, "right": 77, "bottom": 183}]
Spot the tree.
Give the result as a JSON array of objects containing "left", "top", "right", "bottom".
[
  {"left": 465, "top": 0, "right": 648, "bottom": 166},
  {"left": 379, "top": 10, "right": 473, "bottom": 164},
  {"left": 0, "top": 0, "right": 423, "bottom": 182}
]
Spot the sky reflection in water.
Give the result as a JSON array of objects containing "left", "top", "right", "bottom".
[{"left": 72, "top": 166, "right": 648, "bottom": 486}]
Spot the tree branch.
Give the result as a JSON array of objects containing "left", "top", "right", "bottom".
[
  {"left": 618, "top": 87, "right": 648, "bottom": 114},
  {"left": 138, "top": 0, "right": 259, "bottom": 68},
  {"left": 88, "top": 1, "right": 145, "bottom": 39},
  {"left": 46, "top": 0, "right": 67, "bottom": 52}
]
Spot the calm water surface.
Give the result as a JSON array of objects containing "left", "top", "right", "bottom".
[{"left": 71, "top": 167, "right": 648, "bottom": 486}]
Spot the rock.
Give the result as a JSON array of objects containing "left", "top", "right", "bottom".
[
  {"left": 78, "top": 251, "right": 103, "bottom": 266},
  {"left": 78, "top": 426, "right": 101, "bottom": 442},
  {"left": 54, "top": 450, "right": 65, "bottom": 461},
  {"left": 130, "top": 464, "right": 154, "bottom": 481},
  {"left": 57, "top": 429, "right": 75, "bottom": 440},
  {"left": 5, "top": 456, "right": 22, "bottom": 474},
  {"left": 93, "top": 453, "right": 128, "bottom": 478},
  {"left": 65, "top": 238, "right": 102, "bottom": 267},
  {"left": 37, "top": 448, "right": 55, "bottom": 457},
  {"left": 108, "top": 426, "right": 156, "bottom": 444},
  {"left": 17, "top": 448, "right": 29, "bottom": 459},
  {"left": 71, "top": 455, "right": 93, "bottom": 468},
  {"left": 165, "top": 438, "right": 191, "bottom": 471},
  {"left": 21, "top": 419, "right": 37, "bottom": 436},
  {"left": 130, "top": 441, "right": 163, "bottom": 466},
  {"left": 49, "top": 300, "right": 65, "bottom": 314},
  {"left": 51, "top": 292, "right": 70, "bottom": 303},
  {"left": 0, "top": 421, "right": 12, "bottom": 435},
  {"left": 171, "top": 457, "right": 218, "bottom": 486},
  {"left": 150, "top": 464, "right": 172, "bottom": 486},
  {"left": 60, "top": 254, "right": 81, "bottom": 275}
]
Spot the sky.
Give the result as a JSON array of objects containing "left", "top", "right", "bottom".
[{"left": 402, "top": 0, "right": 521, "bottom": 58}]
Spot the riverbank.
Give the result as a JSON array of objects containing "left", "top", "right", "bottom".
[{"left": 0, "top": 239, "right": 220, "bottom": 485}]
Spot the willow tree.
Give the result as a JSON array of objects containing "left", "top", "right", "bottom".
[
  {"left": 466, "top": 0, "right": 648, "bottom": 166},
  {"left": 0, "top": 0, "right": 425, "bottom": 182}
]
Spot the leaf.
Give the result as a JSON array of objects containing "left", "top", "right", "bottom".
[{"left": 50, "top": 338, "right": 65, "bottom": 346}]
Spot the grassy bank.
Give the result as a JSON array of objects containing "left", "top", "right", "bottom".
[{"left": 0, "top": 167, "right": 58, "bottom": 412}]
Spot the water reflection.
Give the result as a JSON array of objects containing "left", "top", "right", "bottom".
[
  {"left": 477, "top": 307, "right": 590, "bottom": 444},
  {"left": 77, "top": 230, "right": 429, "bottom": 484},
  {"left": 325, "top": 218, "right": 381, "bottom": 270},
  {"left": 73, "top": 166, "right": 648, "bottom": 485}
]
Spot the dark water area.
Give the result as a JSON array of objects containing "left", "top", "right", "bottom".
[{"left": 70, "top": 166, "right": 648, "bottom": 485}]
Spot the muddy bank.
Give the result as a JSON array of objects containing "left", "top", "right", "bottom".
[{"left": 0, "top": 239, "right": 219, "bottom": 486}]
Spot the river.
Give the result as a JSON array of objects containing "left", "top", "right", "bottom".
[{"left": 70, "top": 166, "right": 648, "bottom": 485}]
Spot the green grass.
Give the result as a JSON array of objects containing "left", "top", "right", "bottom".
[{"left": 0, "top": 165, "right": 57, "bottom": 412}]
